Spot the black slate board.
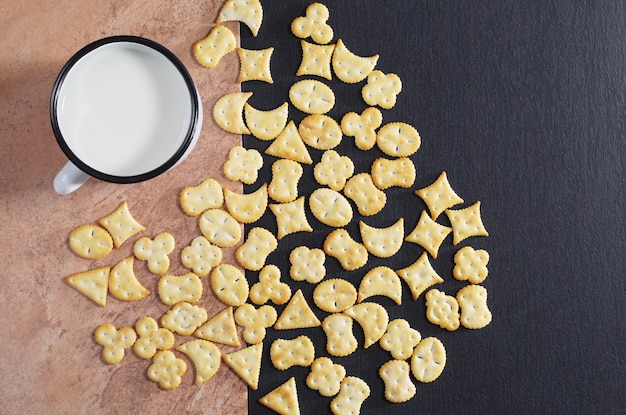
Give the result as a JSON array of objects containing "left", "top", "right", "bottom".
[{"left": 240, "top": 1, "right": 626, "bottom": 414}]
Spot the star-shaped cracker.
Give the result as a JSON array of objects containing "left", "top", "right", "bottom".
[
  {"left": 269, "top": 196, "right": 313, "bottom": 239},
  {"left": 97, "top": 201, "right": 145, "bottom": 248},
  {"left": 415, "top": 171, "right": 464, "bottom": 219},
  {"left": 395, "top": 252, "right": 444, "bottom": 301},
  {"left": 445, "top": 201, "right": 489, "bottom": 245},
  {"left": 404, "top": 210, "right": 452, "bottom": 259},
  {"left": 237, "top": 47, "right": 274, "bottom": 83}
]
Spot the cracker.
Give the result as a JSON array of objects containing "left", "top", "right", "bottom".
[
  {"left": 270, "top": 335, "right": 315, "bottom": 370},
  {"left": 158, "top": 272, "right": 203, "bottom": 305},
  {"left": 133, "top": 232, "right": 175, "bottom": 275},
  {"left": 291, "top": 2, "right": 333, "bottom": 44},
  {"left": 235, "top": 303, "right": 277, "bottom": 344},
  {"left": 160, "top": 301, "right": 208, "bottom": 336},
  {"left": 274, "top": 289, "right": 321, "bottom": 330},
  {"left": 289, "top": 79, "right": 335, "bottom": 115},
  {"left": 194, "top": 306, "right": 241, "bottom": 347},
  {"left": 323, "top": 229, "right": 368, "bottom": 271},
  {"left": 250, "top": 264, "right": 292, "bottom": 306},
  {"left": 213, "top": 92, "right": 253, "bottom": 134},
  {"left": 313, "top": 278, "right": 357, "bottom": 313},
  {"left": 343, "top": 302, "right": 389, "bottom": 349},
  {"left": 259, "top": 377, "right": 301, "bottom": 415},
  {"left": 297, "top": 40, "right": 335, "bottom": 80},
  {"left": 332, "top": 39, "right": 379, "bottom": 84},
  {"left": 376, "top": 122, "right": 420, "bottom": 157},
  {"left": 65, "top": 266, "right": 110, "bottom": 307},
  {"left": 289, "top": 246, "right": 326, "bottom": 284},
  {"left": 456, "top": 285, "right": 492, "bottom": 329},
  {"left": 223, "top": 145, "right": 263, "bottom": 185},
  {"left": 237, "top": 47, "right": 274, "bottom": 84},
  {"left": 362, "top": 70, "right": 402, "bottom": 109},
  {"left": 244, "top": 101, "right": 289, "bottom": 140},
  {"left": 236, "top": 227, "right": 278, "bottom": 270},
  {"left": 445, "top": 201, "right": 489, "bottom": 245},
  {"left": 411, "top": 337, "right": 446, "bottom": 383},
  {"left": 94, "top": 323, "right": 136, "bottom": 365},
  {"left": 379, "top": 360, "right": 416, "bottom": 403},
  {"left": 265, "top": 121, "right": 313, "bottom": 165},
  {"left": 97, "top": 201, "right": 145, "bottom": 248},
  {"left": 224, "top": 184, "right": 268, "bottom": 224},
  {"left": 269, "top": 197, "right": 313, "bottom": 239},
  {"left": 414, "top": 171, "right": 464, "bottom": 219},
  {"left": 147, "top": 350, "right": 187, "bottom": 390},
  {"left": 313, "top": 150, "right": 354, "bottom": 191},
  {"left": 134, "top": 316, "right": 175, "bottom": 359},
  {"left": 371, "top": 157, "right": 416, "bottom": 189},
  {"left": 425, "top": 289, "right": 460, "bottom": 331},
  {"left": 268, "top": 159, "right": 303, "bottom": 203},
  {"left": 298, "top": 114, "right": 342, "bottom": 150},
  {"left": 176, "top": 339, "right": 221, "bottom": 385},
  {"left": 193, "top": 25, "right": 236, "bottom": 68},
  {"left": 379, "top": 319, "right": 421, "bottom": 361},
  {"left": 395, "top": 252, "right": 444, "bottom": 301},
  {"left": 108, "top": 256, "right": 150, "bottom": 302},
  {"left": 359, "top": 218, "right": 404, "bottom": 258},
  {"left": 181, "top": 236, "right": 222, "bottom": 277},
  {"left": 404, "top": 210, "right": 452, "bottom": 259},
  {"left": 222, "top": 342, "right": 263, "bottom": 390},
  {"left": 198, "top": 208, "right": 242, "bottom": 248},
  {"left": 321, "top": 313, "right": 358, "bottom": 357},
  {"left": 453, "top": 246, "right": 489, "bottom": 284},
  {"left": 68, "top": 224, "right": 113, "bottom": 259},
  {"left": 330, "top": 376, "right": 370, "bottom": 415},
  {"left": 306, "top": 357, "right": 346, "bottom": 397},
  {"left": 343, "top": 173, "right": 386, "bottom": 216},
  {"left": 179, "top": 178, "right": 224, "bottom": 217},
  {"left": 309, "top": 188, "right": 353, "bottom": 228},
  {"left": 210, "top": 264, "right": 249, "bottom": 306},
  {"left": 340, "top": 107, "right": 382, "bottom": 151},
  {"left": 357, "top": 266, "right": 402, "bottom": 305},
  {"left": 216, "top": 0, "right": 263, "bottom": 37}
]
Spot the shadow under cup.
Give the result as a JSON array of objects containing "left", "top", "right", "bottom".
[{"left": 50, "top": 36, "right": 202, "bottom": 188}]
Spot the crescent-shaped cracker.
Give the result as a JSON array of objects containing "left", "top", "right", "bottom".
[
  {"left": 213, "top": 92, "right": 253, "bottom": 134},
  {"left": 176, "top": 339, "right": 221, "bottom": 385},
  {"left": 216, "top": 0, "right": 263, "bottom": 37},
  {"left": 357, "top": 266, "right": 402, "bottom": 305},
  {"left": 224, "top": 184, "right": 268, "bottom": 224},
  {"left": 343, "top": 302, "right": 389, "bottom": 348},
  {"left": 109, "top": 256, "right": 151, "bottom": 302},
  {"left": 244, "top": 102, "right": 289, "bottom": 141},
  {"left": 359, "top": 218, "right": 404, "bottom": 258},
  {"left": 332, "top": 39, "right": 379, "bottom": 84}
]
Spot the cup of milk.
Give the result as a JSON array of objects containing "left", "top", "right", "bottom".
[{"left": 50, "top": 36, "right": 202, "bottom": 195}]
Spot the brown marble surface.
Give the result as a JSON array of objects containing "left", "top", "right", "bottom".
[{"left": 0, "top": 1, "right": 246, "bottom": 413}]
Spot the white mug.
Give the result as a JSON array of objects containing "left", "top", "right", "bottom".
[{"left": 51, "top": 36, "right": 202, "bottom": 195}]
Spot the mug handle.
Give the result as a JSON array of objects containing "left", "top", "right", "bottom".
[{"left": 54, "top": 161, "right": 90, "bottom": 195}]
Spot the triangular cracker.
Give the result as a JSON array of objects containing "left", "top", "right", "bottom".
[
  {"left": 259, "top": 377, "right": 300, "bottom": 415},
  {"left": 265, "top": 121, "right": 313, "bottom": 165},
  {"left": 275, "top": 289, "right": 320, "bottom": 330},
  {"left": 404, "top": 210, "right": 452, "bottom": 259},
  {"left": 194, "top": 306, "right": 241, "bottom": 347},
  {"left": 222, "top": 342, "right": 263, "bottom": 390},
  {"left": 395, "top": 252, "right": 444, "bottom": 301},
  {"left": 65, "top": 266, "right": 110, "bottom": 307}
]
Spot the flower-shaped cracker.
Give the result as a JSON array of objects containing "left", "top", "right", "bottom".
[
  {"left": 306, "top": 357, "right": 346, "bottom": 397},
  {"left": 133, "top": 232, "right": 175, "bottom": 275},
  {"left": 340, "top": 107, "right": 382, "bottom": 151},
  {"left": 223, "top": 145, "right": 263, "bottom": 184},
  {"left": 147, "top": 350, "right": 187, "bottom": 390},
  {"left": 291, "top": 2, "right": 333, "bottom": 44},
  {"left": 313, "top": 150, "right": 355, "bottom": 191},
  {"left": 181, "top": 236, "right": 222, "bottom": 277},
  {"left": 94, "top": 323, "right": 137, "bottom": 365},
  {"left": 289, "top": 246, "right": 326, "bottom": 283},
  {"left": 250, "top": 264, "right": 292, "bottom": 305},
  {"left": 134, "top": 316, "right": 175, "bottom": 359},
  {"left": 379, "top": 319, "right": 421, "bottom": 360},
  {"left": 361, "top": 70, "right": 402, "bottom": 109},
  {"left": 453, "top": 246, "right": 490, "bottom": 284},
  {"left": 234, "top": 303, "right": 278, "bottom": 344}
]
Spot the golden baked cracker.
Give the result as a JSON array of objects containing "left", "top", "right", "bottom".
[
  {"left": 234, "top": 303, "right": 277, "bottom": 344},
  {"left": 379, "top": 360, "right": 416, "bottom": 403},
  {"left": 193, "top": 25, "right": 236, "bottom": 68},
  {"left": 379, "top": 319, "right": 421, "bottom": 361},
  {"left": 147, "top": 350, "right": 187, "bottom": 390},
  {"left": 445, "top": 201, "right": 489, "bottom": 245},
  {"left": 198, "top": 208, "right": 242, "bottom": 248},
  {"left": 404, "top": 210, "right": 452, "bottom": 259},
  {"left": 415, "top": 171, "right": 464, "bottom": 219},
  {"left": 343, "top": 173, "right": 386, "bottom": 216},
  {"left": 237, "top": 47, "right": 274, "bottom": 84},
  {"left": 250, "top": 264, "right": 292, "bottom": 305},
  {"left": 309, "top": 188, "right": 353, "bottom": 228},
  {"left": 306, "top": 357, "right": 346, "bottom": 397},
  {"left": 376, "top": 122, "right": 421, "bottom": 157},
  {"left": 213, "top": 92, "right": 253, "bottom": 135},
  {"left": 68, "top": 224, "right": 113, "bottom": 259},
  {"left": 313, "top": 278, "right": 357, "bottom": 313},
  {"left": 275, "top": 289, "right": 321, "bottom": 330},
  {"left": 321, "top": 314, "right": 358, "bottom": 357},
  {"left": 289, "top": 79, "right": 335, "bottom": 115},
  {"left": 97, "top": 201, "right": 145, "bottom": 248},
  {"left": 265, "top": 121, "right": 313, "bottom": 164},
  {"left": 176, "top": 339, "right": 221, "bottom": 385},
  {"left": 223, "top": 145, "right": 264, "bottom": 185},
  {"left": 108, "top": 256, "right": 150, "bottom": 302},
  {"left": 133, "top": 232, "right": 175, "bottom": 275},
  {"left": 194, "top": 306, "right": 241, "bottom": 347},
  {"left": 291, "top": 2, "right": 333, "bottom": 44},
  {"left": 332, "top": 39, "right": 379, "bottom": 84},
  {"left": 181, "top": 236, "right": 222, "bottom": 277},
  {"left": 179, "top": 178, "right": 224, "bottom": 217},
  {"left": 236, "top": 227, "right": 278, "bottom": 270},
  {"left": 158, "top": 272, "right": 203, "bottom": 305},
  {"left": 323, "top": 229, "right": 368, "bottom": 271},
  {"left": 425, "top": 289, "right": 460, "bottom": 331},
  {"left": 343, "top": 302, "right": 389, "bottom": 349},
  {"left": 411, "top": 337, "right": 446, "bottom": 383},
  {"left": 330, "top": 376, "right": 370, "bottom": 415},
  {"left": 222, "top": 342, "right": 263, "bottom": 390},
  {"left": 94, "top": 323, "right": 136, "bottom": 365},
  {"left": 269, "top": 197, "right": 313, "bottom": 240},
  {"left": 359, "top": 218, "right": 404, "bottom": 258},
  {"left": 210, "top": 264, "right": 249, "bottom": 306},
  {"left": 160, "top": 301, "right": 208, "bottom": 336},
  {"left": 297, "top": 40, "right": 335, "bottom": 79},
  {"left": 289, "top": 246, "right": 326, "bottom": 284},
  {"left": 224, "top": 184, "right": 268, "bottom": 224},
  {"left": 268, "top": 159, "right": 303, "bottom": 203},
  {"left": 298, "top": 114, "right": 342, "bottom": 150},
  {"left": 357, "top": 266, "right": 402, "bottom": 306},
  {"left": 362, "top": 70, "right": 402, "bottom": 109},
  {"left": 244, "top": 101, "right": 289, "bottom": 140},
  {"left": 216, "top": 0, "right": 263, "bottom": 37},
  {"left": 313, "top": 150, "right": 354, "bottom": 191},
  {"left": 395, "top": 252, "right": 444, "bottom": 301},
  {"left": 259, "top": 377, "right": 301, "bottom": 415},
  {"left": 270, "top": 335, "right": 315, "bottom": 370},
  {"left": 453, "top": 246, "right": 489, "bottom": 284},
  {"left": 340, "top": 107, "right": 382, "bottom": 151},
  {"left": 371, "top": 157, "right": 416, "bottom": 189},
  {"left": 65, "top": 266, "right": 110, "bottom": 307},
  {"left": 456, "top": 285, "right": 492, "bottom": 329},
  {"left": 134, "top": 316, "right": 174, "bottom": 359}
]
